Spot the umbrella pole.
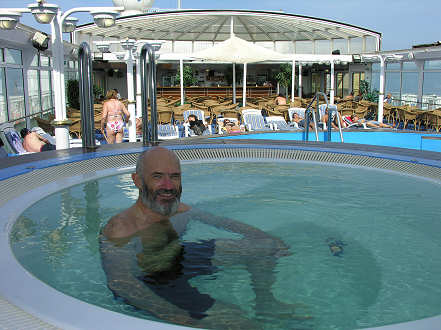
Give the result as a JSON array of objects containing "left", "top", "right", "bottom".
[
  {"left": 233, "top": 63, "right": 236, "bottom": 104},
  {"left": 243, "top": 63, "right": 247, "bottom": 107}
]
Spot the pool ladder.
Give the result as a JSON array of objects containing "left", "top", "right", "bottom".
[{"left": 303, "top": 92, "right": 344, "bottom": 143}]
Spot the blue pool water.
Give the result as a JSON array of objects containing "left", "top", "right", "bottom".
[
  {"left": 220, "top": 131, "right": 441, "bottom": 152},
  {"left": 10, "top": 161, "right": 441, "bottom": 329}
]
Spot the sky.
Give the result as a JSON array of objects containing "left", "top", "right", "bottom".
[{"left": 3, "top": 0, "right": 440, "bottom": 51}]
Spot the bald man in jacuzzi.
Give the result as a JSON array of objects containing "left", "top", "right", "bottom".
[{"left": 100, "top": 147, "right": 310, "bottom": 329}]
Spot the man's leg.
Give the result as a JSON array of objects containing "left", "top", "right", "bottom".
[{"left": 214, "top": 238, "right": 312, "bottom": 323}]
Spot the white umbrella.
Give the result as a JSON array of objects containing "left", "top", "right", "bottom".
[
  {"left": 191, "top": 35, "right": 289, "bottom": 106},
  {"left": 191, "top": 35, "right": 288, "bottom": 64}
]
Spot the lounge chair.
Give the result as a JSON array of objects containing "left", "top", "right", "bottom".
[
  {"left": 183, "top": 109, "right": 213, "bottom": 137},
  {"left": 158, "top": 124, "right": 180, "bottom": 140},
  {"left": 265, "top": 116, "right": 300, "bottom": 130},
  {"left": 241, "top": 109, "right": 274, "bottom": 131}
]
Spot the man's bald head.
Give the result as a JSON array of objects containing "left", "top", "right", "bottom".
[{"left": 136, "top": 147, "right": 180, "bottom": 181}]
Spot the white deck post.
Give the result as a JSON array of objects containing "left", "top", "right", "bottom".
[
  {"left": 121, "top": 40, "right": 136, "bottom": 142},
  {"left": 180, "top": 58, "right": 184, "bottom": 105},
  {"left": 298, "top": 63, "right": 303, "bottom": 99},
  {"left": 378, "top": 56, "right": 385, "bottom": 123},
  {"left": 330, "top": 60, "right": 335, "bottom": 104}
]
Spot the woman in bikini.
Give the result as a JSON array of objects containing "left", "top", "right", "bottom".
[{"left": 101, "top": 89, "right": 130, "bottom": 144}]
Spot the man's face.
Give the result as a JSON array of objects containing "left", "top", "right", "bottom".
[
  {"left": 140, "top": 178, "right": 182, "bottom": 216},
  {"left": 139, "top": 154, "right": 182, "bottom": 216}
]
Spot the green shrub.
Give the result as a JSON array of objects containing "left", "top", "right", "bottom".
[
  {"left": 275, "top": 63, "right": 292, "bottom": 96},
  {"left": 66, "top": 79, "right": 80, "bottom": 109},
  {"left": 360, "top": 80, "right": 379, "bottom": 102},
  {"left": 66, "top": 79, "right": 105, "bottom": 109},
  {"left": 174, "top": 65, "right": 198, "bottom": 87}
]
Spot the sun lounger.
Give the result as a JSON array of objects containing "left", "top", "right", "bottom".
[
  {"left": 241, "top": 109, "right": 274, "bottom": 131},
  {"left": 265, "top": 116, "right": 300, "bottom": 130}
]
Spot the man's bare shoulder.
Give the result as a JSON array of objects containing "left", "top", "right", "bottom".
[{"left": 102, "top": 208, "right": 137, "bottom": 239}]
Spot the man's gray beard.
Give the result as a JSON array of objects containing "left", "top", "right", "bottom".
[{"left": 140, "top": 182, "right": 181, "bottom": 216}]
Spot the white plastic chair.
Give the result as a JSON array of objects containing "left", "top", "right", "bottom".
[
  {"left": 158, "top": 124, "right": 180, "bottom": 140},
  {"left": 265, "top": 116, "right": 299, "bottom": 130},
  {"left": 241, "top": 109, "right": 274, "bottom": 131}
]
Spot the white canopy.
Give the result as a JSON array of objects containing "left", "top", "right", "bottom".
[{"left": 190, "top": 35, "right": 289, "bottom": 64}]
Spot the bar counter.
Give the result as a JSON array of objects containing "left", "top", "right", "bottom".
[{"left": 157, "top": 86, "right": 275, "bottom": 98}]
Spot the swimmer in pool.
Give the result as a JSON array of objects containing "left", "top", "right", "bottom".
[{"left": 100, "top": 147, "right": 310, "bottom": 329}]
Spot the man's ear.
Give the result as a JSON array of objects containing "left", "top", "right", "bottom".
[{"left": 132, "top": 172, "right": 142, "bottom": 189}]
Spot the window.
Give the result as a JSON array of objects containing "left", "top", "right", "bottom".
[
  {"left": 315, "top": 40, "right": 330, "bottom": 54},
  {"left": 0, "top": 68, "right": 7, "bottom": 123},
  {"left": 275, "top": 41, "right": 293, "bottom": 54},
  {"left": 28, "top": 69, "right": 41, "bottom": 115},
  {"left": 333, "top": 39, "right": 347, "bottom": 55},
  {"left": 40, "top": 55, "right": 50, "bottom": 67},
  {"left": 336, "top": 72, "right": 349, "bottom": 98},
  {"left": 352, "top": 72, "right": 365, "bottom": 95},
  {"left": 30, "top": 53, "right": 39, "bottom": 66},
  {"left": 365, "top": 36, "right": 378, "bottom": 52},
  {"left": 385, "top": 72, "right": 401, "bottom": 97},
  {"left": 6, "top": 68, "right": 25, "bottom": 121},
  {"left": 296, "top": 41, "right": 313, "bottom": 53},
  {"left": 386, "top": 63, "right": 400, "bottom": 70},
  {"left": 40, "top": 70, "right": 53, "bottom": 112},
  {"left": 4, "top": 48, "right": 22, "bottom": 65},
  {"left": 424, "top": 60, "right": 441, "bottom": 70},
  {"left": 311, "top": 73, "right": 321, "bottom": 93},
  {"left": 349, "top": 37, "right": 363, "bottom": 54}
]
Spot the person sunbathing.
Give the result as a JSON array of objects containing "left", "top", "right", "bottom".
[
  {"left": 345, "top": 114, "right": 394, "bottom": 128},
  {"left": 321, "top": 109, "right": 345, "bottom": 130},
  {"left": 221, "top": 119, "right": 244, "bottom": 133},
  {"left": 20, "top": 128, "right": 55, "bottom": 152},
  {"left": 291, "top": 113, "right": 315, "bottom": 129}
]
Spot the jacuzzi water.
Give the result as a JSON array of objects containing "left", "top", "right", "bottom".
[{"left": 10, "top": 161, "right": 441, "bottom": 329}]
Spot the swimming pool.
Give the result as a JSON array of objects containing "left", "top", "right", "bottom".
[
  {"left": 219, "top": 131, "right": 441, "bottom": 152},
  {"left": 1, "top": 141, "right": 441, "bottom": 329}
]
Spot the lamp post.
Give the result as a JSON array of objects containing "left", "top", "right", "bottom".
[{"left": 0, "top": 1, "right": 123, "bottom": 149}]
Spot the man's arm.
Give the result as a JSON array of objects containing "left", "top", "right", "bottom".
[
  {"left": 173, "top": 208, "right": 291, "bottom": 257},
  {"left": 36, "top": 134, "right": 50, "bottom": 144},
  {"left": 99, "top": 234, "right": 199, "bottom": 326}
]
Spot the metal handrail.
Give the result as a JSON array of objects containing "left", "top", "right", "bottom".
[
  {"left": 78, "top": 42, "right": 96, "bottom": 149},
  {"left": 303, "top": 92, "right": 344, "bottom": 143},
  {"left": 140, "top": 44, "right": 158, "bottom": 145}
]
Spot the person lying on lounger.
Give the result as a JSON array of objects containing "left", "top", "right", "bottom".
[
  {"left": 321, "top": 109, "right": 345, "bottom": 130},
  {"left": 345, "top": 114, "right": 393, "bottom": 128},
  {"left": 20, "top": 128, "right": 56, "bottom": 152},
  {"left": 221, "top": 119, "right": 245, "bottom": 133},
  {"left": 100, "top": 147, "right": 310, "bottom": 329},
  {"left": 291, "top": 113, "right": 315, "bottom": 129}
]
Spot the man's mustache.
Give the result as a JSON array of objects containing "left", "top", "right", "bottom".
[{"left": 153, "top": 189, "right": 179, "bottom": 197}]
